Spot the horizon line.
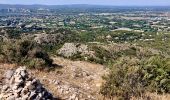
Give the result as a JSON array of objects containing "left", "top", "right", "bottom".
[{"left": 0, "top": 3, "right": 170, "bottom": 7}]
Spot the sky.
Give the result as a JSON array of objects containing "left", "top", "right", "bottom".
[{"left": 0, "top": 0, "right": 170, "bottom": 6}]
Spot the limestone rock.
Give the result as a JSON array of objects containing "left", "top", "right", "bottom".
[
  {"left": 4, "top": 70, "right": 14, "bottom": 79},
  {"left": 58, "top": 43, "right": 92, "bottom": 58},
  {"left": 0, "top": 67, "right": 54, "bottom": 100}
]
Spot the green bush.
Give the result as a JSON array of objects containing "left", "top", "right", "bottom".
[
  {"left": 25, "top": 58, "right": 46, "bottom": 69},
  {"left": 90, "top": 45, "right": 114, "bottom": 64},
  {"left": 142, "top": 56, "right": 170, "bottom": 93},
  {"left": 0, "top": 39, "right": 53, "bottom": 69},
  {"left": 101, "top": 57, "right": 145, "bottom": 99},
  {"left": 101, "top": 56, "right": 170, "bottom": 99}
]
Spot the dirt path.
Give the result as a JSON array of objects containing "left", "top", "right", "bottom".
[
  {"left": 36, "top": 57, "right": 108, "bottom": 99},
  {"left": 31, "top": 57, "right": 108, "bottom": 99}
]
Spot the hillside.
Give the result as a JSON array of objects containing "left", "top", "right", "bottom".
[
  {"left": 0, "top": 57, "right": 108, "bottom": 99},
  {"left": 1, "top": 57, "right": 170, "bottom": 100},
  {"left": 0, "top": 5, "right": 170, "bottom": 100}
]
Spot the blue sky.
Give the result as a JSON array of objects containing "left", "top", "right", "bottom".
[{"left": 0, "top": 0, "right": 169, "bottom": 6}]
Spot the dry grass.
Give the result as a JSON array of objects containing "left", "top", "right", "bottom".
[
  {"left": 131, "top": 93, "right": 170, "bottom": 100},
  {"left": 101, "top": 93, "right": 170, "bottom": 100},
  {"left": 27, "top": 57, "right": 108, "bottom": 99}
]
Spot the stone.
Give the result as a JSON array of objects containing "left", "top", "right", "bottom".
[
  {"left": 16, "top": 87, "right": 22, "bottom": 93},
  {"left": 54, "top": 80, "right": 60, "bottom": 85},
  {"left": 58, "top": 43, "right": 92, "bottom": 58},
  {"left": 20, "top": 70, "right": 27, "bottom": 78},
  {"left": 6, "top": 95, "right": 15, "bottom": 100},
  {"left": 1, "top": 85, "right": 8, "bottom": 92},
  {"left": 22, "top": 94, "right": 29, "bottom": 100},
  {"left": 14, "top": 92, "right": 20, "bottom": 98},
  {"left": 5, "top": 70, "right": 14, "bottom": 79},
  {"left": 14, "top": 77, "right": 23, "bottom": 84},
  {"left": 12, "top": 84, "right": 19, "bottom": 90},
  {"left": 9, "top": 77, "right": 15, "bottom": 85},
  {"left": 38, "top": 93, "right": 43, "bottom": 98},
  {"left": 21, "top": 87, "right": 29, "bottom": 96},
  {"left": 58, "top": 43, "right": 78, "bottom": 58},
  {"left": 0, "top": 67, "right": 54, "bottom": 100},
  {"left": 0, "top": 94, "right": 3, "bottom": 99},
  {"left": 26, "top": 81, "right": 35, "bottom": 90},
  {"left": 28, "top": 91, "right": 36, "bottom": 99},
  {"left": 69, "top": 94, "right": 77, "bottom": 100},
  {"left": 31, "top": 79, "right": 37, "bottom": 84}
]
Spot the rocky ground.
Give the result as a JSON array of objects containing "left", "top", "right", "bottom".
[
  {"left": 0, "top": 67, "right": 54, "bottom": 100},
  {"left": 57, "top": 43, "right": 94, "bottom": 58},
  {"left": 0, "top": 57, "right": 108, "bottom": 100},
  {"left": 0, "top": 57, "right": 170, "bottom": 100}
]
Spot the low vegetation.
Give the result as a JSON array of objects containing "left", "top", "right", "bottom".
[
  {"left": 101, "top": 56, "right": 170, "bottom": 99},
  {"left": 0, "top": 39, "right": 53, "bottom": 69}
]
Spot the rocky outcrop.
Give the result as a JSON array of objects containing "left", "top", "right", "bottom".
[
  {"left": 58, "top": 43, "right": 93, "bottom": 58},
  {"left": 34, "top": 33, "right": 59, "bottom": 44},
  {"left": 0, "top": 67, "right": 54, "bottom": 100},
  {"left": 33, "top": 29, "right": 72, "bottom": 45}
]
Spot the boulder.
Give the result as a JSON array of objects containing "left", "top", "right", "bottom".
[
  {"left": 58, "top": 43, "right": 78, "bottom": 58},
  {"left": 58, "top": 43, "right": 91, "bottom": 58}
]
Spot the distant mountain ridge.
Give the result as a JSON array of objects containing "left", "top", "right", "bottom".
[
  {"left": 0, "top": 4, "right": 112, "bottom": 9},
  {"left": 0, "top": 4, "right": 170, "bottom": 9},
  {"left": 0, "top": 4, "right": 170, "bottom": 13}
]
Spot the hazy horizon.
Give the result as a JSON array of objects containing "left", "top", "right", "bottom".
[{"left": 0, "top": 0, "right": 170, "bottom": 6}]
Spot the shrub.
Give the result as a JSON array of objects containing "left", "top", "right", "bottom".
[
  {"left": 1, "top": 41, "right": 21, "bottom": 63},
  {"left": 142, "top": 56, "right": 170, "bottom": 93},
  {"left": 101, "top": 56, "right": 170, "bottom": 99},
  {"left": 90, "top": 45, "right": 114, "bottom": 64},
  {"left": 0, "top": 39, "right": 53, "bottom": 69},
  {"left": 101, "top": 57, "right": 145, "bottom": 99},
  {"left": 25, "top": 58, "right": 46, "bottom": 69}
]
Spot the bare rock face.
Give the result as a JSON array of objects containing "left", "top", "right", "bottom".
[
  {"left": 58, "top": 43, "right": 78, "bottom": 58},
  {"left": 58, "top": 43, "right": 93, "bottom": 58},
  {"left": 0, "top": 67, "right": 54, "bottom": 100},
  {"left": 34, "top": 33, "right": 58, "bottom": 44}
]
